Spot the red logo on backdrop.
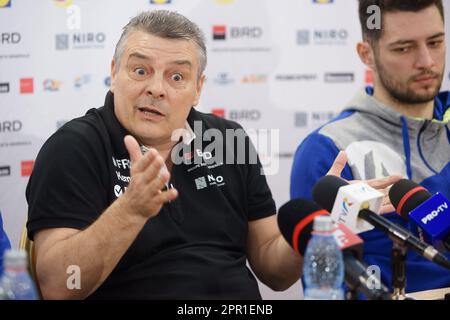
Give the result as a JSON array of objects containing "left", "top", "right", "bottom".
[
  {"left": 365, "top": 69, "right": 374, "bottom": 85},
  {"left": 21, "top": 160, "right": 35, "bottom": 177},
  {"left": 20, "top": 78, "right": 34, "bottom": 94},
  {"left": 212, "top": 108, "right": 225, "bottom": 118},
  {"left": 213, "top": 25, "right": 226, "bottom": 40}
]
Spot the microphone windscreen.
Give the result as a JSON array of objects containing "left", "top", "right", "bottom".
[
  {"left": 312, "top": 175, "right": 348, "bottom": 212},
  {"left": 277, "top": 198, "right": 328, "bottom": 256},
  {"left": 388, "top": 179, "right": 431, "bottom": 219}
]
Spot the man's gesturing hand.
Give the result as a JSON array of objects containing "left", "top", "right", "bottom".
[
  {"left": 121, "top": 135, "right": 178, "bottom": 219},
  {"left": 327, "top": 151, "right": 402, "bottom": 214}
]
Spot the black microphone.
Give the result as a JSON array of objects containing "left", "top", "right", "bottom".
[
  {"left": 278, "top": 198, "right": 392, "bottom": 300},
  {"left": 312, "top": 175, "right": 450, "bottom": 270},
  {"left": 389, "top": 179, "right": 450, "bottom": 252}
]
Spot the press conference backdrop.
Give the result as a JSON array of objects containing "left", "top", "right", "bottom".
[{"left": 0, "top": 0, "right": 449, "bottom": 300}]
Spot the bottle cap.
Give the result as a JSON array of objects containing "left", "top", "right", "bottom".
[
  {"left": 313, "top": 215, "right": 334, "bottom": 232},
  {"left": 4, "top": 249, "right": 27, "bottom": 269}
]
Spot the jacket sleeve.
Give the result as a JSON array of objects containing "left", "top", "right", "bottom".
[{"left": 290, "top": 132, "right": 354, "bottom": 201}]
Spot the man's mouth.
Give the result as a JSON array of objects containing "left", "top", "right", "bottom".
[
  {"left": 413, "top": 73, "right": 438, "bottom": 83},
  {"left": 415, "top": 76, "right": 436, "bottom": 81},
  {"left": 138, "top": 106, "right": 165, "bottom": 117}
]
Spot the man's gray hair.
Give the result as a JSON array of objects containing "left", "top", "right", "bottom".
[{"left": 114, "top": 10, "right": 207, "bottom": 79}]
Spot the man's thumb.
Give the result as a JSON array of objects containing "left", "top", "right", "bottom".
[
  {"left": 124, "top": 135, "right": 142, "bottom": 164},
  {"left": 326, "top": 151, "right": 348, "bottom": 177}
]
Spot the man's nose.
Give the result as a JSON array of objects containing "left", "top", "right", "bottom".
[
  {"left": 145, "top": 74, "right": 165, "bottom": 99},
  {"left": 415, "top": 45, "right": 436, "bottom": 70}
]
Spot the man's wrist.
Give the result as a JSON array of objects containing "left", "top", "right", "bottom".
[{"left": 110, "top": 195, "right": 150, "bottom": 228}]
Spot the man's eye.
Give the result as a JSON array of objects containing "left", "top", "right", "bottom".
[
  {"left": 135, "top": 68, "right": 147, "bottom": 76},
  {"left": 171, "top": 73, "right": 183, "bottom": 81},
  {"left": 429, "top": 40, "right": 443, "bottom": 48},
  {"left": 394, "top": 47, "right": 410, "bottom": 53}
]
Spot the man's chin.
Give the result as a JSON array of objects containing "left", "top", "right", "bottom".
[
  {"left": 404, "top": 85, "right": 440, "bottom": 104},
  {"left": 403, "top": 94, "right": 435, "bottom": 104},
  {"left": 135, "top": 128, "right": 174, "bottom": 146}
]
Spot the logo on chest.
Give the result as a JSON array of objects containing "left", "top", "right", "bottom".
[
  {"left": 112, "top": 156, "right": 130, "bottom": 198},
  {"left": 194, "top": 174, "right": 226, "bottom": 190}
]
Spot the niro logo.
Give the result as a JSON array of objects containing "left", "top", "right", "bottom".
[
  {"left": 194, "top": 174, "right": 225, "bottom": 190},
  {"left": 421, "top": 202, "right": 448, "bottom": 225}
]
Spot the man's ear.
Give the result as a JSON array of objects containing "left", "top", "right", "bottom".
[
  {"left": 193, "top": 74, "right": 206, "bottom": 107},
  {"left": 110, "top": 59, "right": 117, "bottom": 93},
  {"left": 357, "top": 41, "right": 376, "bottom": 70}
]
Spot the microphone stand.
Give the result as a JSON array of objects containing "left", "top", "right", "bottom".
[{"left": 391, "top": 243, "right": 408, "bottom": 300}]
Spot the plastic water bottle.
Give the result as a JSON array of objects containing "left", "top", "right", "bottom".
[
  {"left": 303, "top": 216, "right": 344, "bottom": 300},
  {"left": 0, "top": 249, "right": 39, "bottom": 300},
  {"left": 0, "top": 282, "right": 7, "bottom": 300}
]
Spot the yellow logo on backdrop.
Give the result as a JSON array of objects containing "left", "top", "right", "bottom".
[
  {"left": 215, "top": 0, "right": 235, "bottom": 4},
  {"left": 53, "top": 0, "right": 73, "bottom": 8},
  {"left": 0, "top": 0, "right": 11, "bottom": 8}
]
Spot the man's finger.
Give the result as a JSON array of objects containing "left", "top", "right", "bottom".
[
  {"left": 147, "top": 166, "right": 171, "bottom": 194},
  {"left": 141, "top": 154, "right": 166, "bottom": 183},
  {"left": 155, "top": 188, "right": 179, "bottom": 204},
  {"left": 380, "top": 204, "right": 396, "bottom": 215},
  {"left": 124, "top": 135, "right": 142, "bottom": 165},
  {"left": 366, "top": 175, "right": 403, "bottom": 190},
  {"left": 326, "top": 151, "right": 348, "bottom": 177},
  {"left": 133, "top": 148, "right": 158, "bottom": 174}
]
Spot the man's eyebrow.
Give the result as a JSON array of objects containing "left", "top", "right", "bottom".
[
  {"left": 128, "top": 52, "right": 151, "bottom": 60},
  {"left": 389, "top": 32, "right": 445, "bottom": 47},
  {"left": 427, "top": 32, "right": 446, "bottom": 40},
  {"left": 127, "top": 54, "right": 192, "bottom": 68},
  {"left": 170, "top": 60, "right": 193, "bottom": 68}
]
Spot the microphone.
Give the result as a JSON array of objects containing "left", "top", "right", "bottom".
[
  {"left": 312, "top": 175, "right": 450, "bottom": 270},
  {"left": 389, "top": 179, "right": 450, "bottom": 252},
  {"left": 312, "top": 175, "right": 384, "bottom": 234},
  {"left": 278, "top": 198, "right": 391, "bottom": 300}
]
